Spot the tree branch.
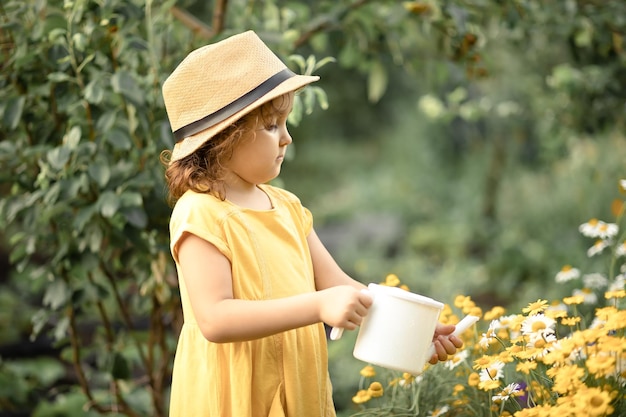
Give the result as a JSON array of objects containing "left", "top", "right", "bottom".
[
  {"left": 170, "top": 0, "right": 229, "bottom": 40},
  {"left": 294, "top": 0, "right": 371, "bottom": 48}
]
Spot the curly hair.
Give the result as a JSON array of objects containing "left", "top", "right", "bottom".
[{"left": 160, "top": 94, "right": 292, "bottom": 206}]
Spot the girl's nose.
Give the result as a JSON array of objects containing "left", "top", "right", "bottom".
[{"left": 280, "top": 126, "right": 292, "bottom": 146}]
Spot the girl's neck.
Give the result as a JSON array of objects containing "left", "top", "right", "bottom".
[{"left": 224, "top": 182, "right": 272, "bottom": 210}]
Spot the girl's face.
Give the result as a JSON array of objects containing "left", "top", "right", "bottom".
[{"left": 224, "top": 93, "right": 294, "bottom": 187}]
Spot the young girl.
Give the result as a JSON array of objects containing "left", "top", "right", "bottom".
[{"left": 161, "top": 31, "right": 462, "bottom": 417}]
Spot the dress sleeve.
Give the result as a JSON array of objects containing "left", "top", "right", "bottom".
[
  {"left": 169, "top": 193, "right": 233, "bottom": 263},
  {"left": 301, "top": 205, "right": 313, "bottom": 236}
]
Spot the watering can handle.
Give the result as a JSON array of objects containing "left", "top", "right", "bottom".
[
  {"left": 425, "top": 315, "right": 479, "bottom": 359},
  {"left": 329, "top": 288, "right": 372, "bottom": 341}
]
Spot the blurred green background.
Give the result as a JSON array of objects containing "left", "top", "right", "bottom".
[{"left": 1, "top": 0, "right": 624, "bottom": 415}]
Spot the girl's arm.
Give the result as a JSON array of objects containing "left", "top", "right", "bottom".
[
  {"left": 307, "top": 229, "right": 463, "bottom": 360},
  {"left": 177, "top": 232, "right": 372, "bottom": 343},
  {"left": 306, "top": 229, "right": 366, "bottom": 291}
]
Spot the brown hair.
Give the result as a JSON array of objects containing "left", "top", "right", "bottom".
[{"left": 160, "top": 94, "right": 293, "bottom": 205}]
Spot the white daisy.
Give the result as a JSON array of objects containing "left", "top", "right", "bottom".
[
  {"left": 609, "top": 274, "right": 625, "bottom": 292},
  {"left": 479, "top": 361, "right": 505, "bottom": 382},
  {"left": 555, "top": 265, "right": 581, "bottom": 283},
  {"left": 583, "top": 273, "right": 608, "bottom": 289},
  {"left": 492, "top": 382, "right": 522, "bottom": 403},
  {"left": 579, "top": 219, "right": 619, "bottom": 239},
  {"left": 521, "top": 314, "right": 556, "bottom": 338},
  {"left": 479, "top": 333, "right": 492, "bottom": 349},
  {"left": 428, "top": 405, "right": 450, "bottom": 417},
  {"left": 579, "top": 219, "right": 600, "bottom": 237},
  {"left": 444, "top": 349, "right": 469, "bottom": 370},
  {"left": 573, "top": 288, "right": 598, "bottom": 305},
  {"left": 616, "top": 241, "right": 626, "bottom": 257},
  {"left": 587, "top": 239, "right": 611, "bottom": 257},
  {"left": 597, "top": 222, "right": 619, "bottom": 239},
  {"left": 547, "top": 301, "right": 567, "bottom": 314},
  {"left": 619, "top": 179, "right": 626, "bottom": 191}
]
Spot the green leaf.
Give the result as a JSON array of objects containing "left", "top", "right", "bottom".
[
  {"left": 96, "top": 110, "right": 117, "bottom": 132},
  {"left": 73, "top": 206, "right": 95, "bottom": 232},
  {"left": 47, "top": 146, "right": 71, "bottom": 170},
  {"left": 313, "top": 86, "right": 329, "bottom": 110},
  {"left": 53, "top": 316, "right": 69, "bottom": 341},
  {"left": 288, "top": 54, "right": 306, "bottom": 72},
  {"left": 98, "top": 191, "right": 120, "bottom": 218},
  {"left": 48, "top": 72, "right": 72, "bottom": 83},
  {"left": 43, "top": 279, "right": 70, "bottom": 310},
  {"left": 119, "top": 191, "right": 142, "bottom": 207},
  {"left": 64, "top": 126, "right": 82, "bottom": 149},
  {"left": 84, "top": 78, "right": 104, "bottom": 104},
  {"left": 88, "top": 162, "right": 111, "bottom": 187},
  {"left": 87, "top": 224, "right": 103, "bottom": 252},
  {"left": 111, "top": 352, "right": 130, "bottom": 380},
  {"left": 72, "top": 33, "right": 88, "bottom": 52},
  {"left": 111, "top": 70, "right": 144, "bottom": 104},
  {"left": 367, "top": 60, "right": 387, "bottom": 103},
  {"left": 122, "top": 207, "right": 148, "bottom": 228},
  {"left": 2, "top": 96, "right": 26, "bottom": 130},
  {"left": 105, "top": 128, "right": 132, "bottom": 151}
]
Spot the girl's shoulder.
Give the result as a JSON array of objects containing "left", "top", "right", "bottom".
[
  {"left": 171, "top": 190, "right": 230, "bottom": 220},
  {"left": 260, "top": 183, "right": 302, "bottom": 206},
  {"left": 175, "top": 189, "right": 221, "bottom": 207}
]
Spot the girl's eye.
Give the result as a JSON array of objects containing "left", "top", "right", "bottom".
[{"left": 266, "top": 124, "right": 278, "bottom": 131}]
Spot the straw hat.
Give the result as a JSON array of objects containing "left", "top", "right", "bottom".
[{"left": 162, "top": 31, "right": 319, "bottom": 162}]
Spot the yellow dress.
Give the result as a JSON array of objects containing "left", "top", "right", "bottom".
[{"left": 168, "top": 184, "right": 336, "bottom": 417}]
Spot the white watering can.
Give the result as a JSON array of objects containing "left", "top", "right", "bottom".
[{"left": 330, "top": 283, "right": 479, "bottom": 375}]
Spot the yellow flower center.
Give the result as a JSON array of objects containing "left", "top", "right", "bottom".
[
  {"left": 531, "top": 321, "right": 547, "bottom": 332},
  {"left": 590, "top": 395, "right": 605, "bottom": 408}
]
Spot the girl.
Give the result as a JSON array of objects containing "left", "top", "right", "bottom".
[{"left": 161, "top": 31, "right": 462, "bottom": 417}]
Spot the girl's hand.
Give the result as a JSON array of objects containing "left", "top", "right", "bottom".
[
  {"left": 318, "top": 286, "right": 373, "bottom": 330},
  {"left": 428, "top": 323, "right": 464, "bottom": 364}
]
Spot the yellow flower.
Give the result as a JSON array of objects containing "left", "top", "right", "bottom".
[
  {"left": 383, "top": 274, "right": 400, "bottom": 287},
  {"left": 359, "top": 365, "right": 376, "bottom": 378},
  {"left": 563, "top": 295, "right": 585, "bottom": 305},
  {"left": 467, "top": 372, "right": 480, "bottom": 387},
  {"left": 598, "top": 335, "right": 625, "bottom": 352},
  {"left": 352, "top": 389, "right": 371, "bottom": 404},
  {"left": 605, "top": 310, "right": 626, "bottom": 331},
  {"left": 401, "top": 372, "right": 415, "bottom": 385},
  {"left": 577, "top": 387, "right": 614, "bottom": 417},
  {"left": 454, "top": 295, "right": 472, "bottom": 309},
  {"left": 605, "top": 289, "right": 626, "bottom": 299},
  {"left": 478, "top": 379, "right": 501, "bottom": 391},
  {"left": 522, "top": 299, "right": 548, "bottom": 316},
  {"left": 515, "top": 360, "right": 537, "bottom": 375},
  {"left": 561, "top": 316, "right": 581, "bottom": 326},
  {"left": 367, "top": 381, "right": 384, "bottom": 398},
  {"left": 472, "top": 355, "right": 494, "bottom": 370},
  {"left": 547, "top": 364, "right": 584, "bottom": 394},
  {"left": 484, "top": 306, "right": 506, "bottom": 321},
  {"left": 586, "top": 354, "right": 616, "bottom": 377},
  {"left": 468, "top": 306, "right": 483, "bottom": 317}
]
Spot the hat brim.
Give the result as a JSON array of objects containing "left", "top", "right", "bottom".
[{"left": 170, "top": 74, "right": 319, "bottom": 163}]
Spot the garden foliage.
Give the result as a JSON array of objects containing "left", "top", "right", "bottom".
[{"left": 350, "top": 186, "right": 626, "bottom": 416}]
